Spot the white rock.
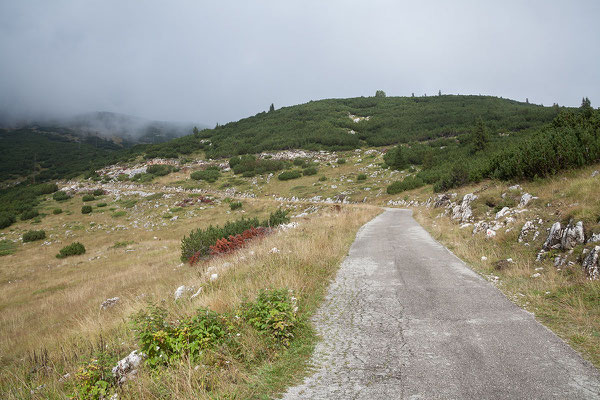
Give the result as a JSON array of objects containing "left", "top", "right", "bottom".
[
  {"left": 481, "top": 256, "right": 488, "bottom": 261},
  {"left": 174, "top": 285, "right": 186, "bottom": 300},
  {"left": 582, "top": 246, "right": 600, "bottom": 280},
  {"left": 495, "top": 207, "right": 511, "bottom": 220},
  {"left": 588, "top": 233, "right": 600, "bottom": 243},
  {"left": 269, "top": 247, "right": 280, "bottom": 254},
  {"left": 531, "top": 273, "right": 541, "bottom": 278},
  {"left": 210, "top": 273, "right": 218, "bottom": 281},
  {"left": 592, "top": 170, "right": 599, "bottom": 177},
  {"left": 112, "top": 350, "right": 143, "bottom": 385},
  {"left": 190, "top": 287, "right": 203, "bottom": 299},
  {"left": 486, "top": 229, "right": 496, "bottom": 238},
  {"left": 518, "top": 193, "right": 536, "bottom": 208},
  {"left": 100, "top": 297, "right": 120, "bottom": 310}
]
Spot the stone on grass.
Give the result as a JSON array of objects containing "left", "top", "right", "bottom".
[
  {"left": 582, "top": 246, "right": 600, "bottom": 280},
  {"left": 100, "top": 297, "right": 120, "bottom": 310},
  {"left": 542, "top": 222, "right": 563, "bottom": 250},
  {"left": 112, "top": 350, "right": 143, "bottom": 385},
  {"left": 174, "top": 285, "right": 186, "bottom": 300}
]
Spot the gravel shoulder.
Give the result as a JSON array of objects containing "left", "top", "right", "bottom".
[{"left": 281, "top": 208, "right": 600, "bottom": 399}]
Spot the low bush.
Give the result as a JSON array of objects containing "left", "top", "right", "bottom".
[
  {"left": 243, "top": 289, "right": 298, "bottom": 346},
  {"left": 92, "top": 188, "right": 104, "bottom": 196},
  {"left": 56, "top": 242, "right": 86, "bottom": 258},
  {"left": 82, "top": 194, "right": 95, "bottom": 202},
  {"left": 96, "top": 202, "right": 107, "bottom": 207},
  {"left": 337, "top": 158, "right": 346, "bottom": 164},
  {"left": 230, "top": 201, "right": 243, "bottom": 210},
  {"left": 278, "top": 170, "right": 302, "bottom": 181},
  {"left": 318, "top": 176, "right": 327, "bottom": 181},
  {"left": 357, "top": 173, "right": 367, "bottom": 181},
  {"left": 182, "top": 209, "right": 290, "bottom": 262},
  {"left": 0, "top": 212, "right": 16, "bottom": 229},
  {"left": 53, "top": 208, "right": 63, "bottom": 214},
  {"left": 34, "top": 183, "right": 58, "bottom": 195},
  {"left": 146, "top": 164, "right": 173, "bottom": 176},
  {"left": 191, "top": 169, "right": 220, "bottom": 183},
  {"left": 131, "top": 305, "right": 227, "bottom": 368},
  {"left": 81, "top": 205, "right": 92, "bottom": 214},
  {"left": 387, "top": 176, "right": 425, "bottom": 195},
  {"left": 72, "top": 351, "right": 116, "bottom": 400},
  {"left": 20, "top": 209, "right": 39, "bottom": 221},
  {"left": 23, "top": 230, "right": 46, "bottom": 243},
  {"left": 303, "top": 167, "right": 318, "bottom": 176},
  {"left": 209, "top": 227, "right": 267, "bottom": 256},
  {"left": 111, "top": 211, "right": 126, "bottom": 218},
  {"left": 52, "top": 191, "right": 71, "bottom": 201}
]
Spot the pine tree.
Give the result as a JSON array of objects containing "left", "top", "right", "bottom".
[
  {"left": 471, "top": 118, "right": 488, "bottom": 153},
  {"left": 269, "top": 103, "right": 275, "bottom": 112},
  {"left": 438, "top": 90, "right": 442, "bottom": 96},
  {"left": 375, "top": 90, "right": 386, "bottom": 98},
  {"left": 193, "top": 126, "right": 199, "bottom": 135}
]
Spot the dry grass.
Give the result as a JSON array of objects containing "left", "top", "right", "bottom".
[
  {"left": 0, "top": 186, "right": 379, "bottom": 398},
  {"left": 413, "top": 163, "right": 600, "bottom": 368}
]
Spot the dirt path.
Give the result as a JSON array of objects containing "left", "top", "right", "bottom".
[{"left": 282, "top": 208, "right": 600, "bottom": 399}]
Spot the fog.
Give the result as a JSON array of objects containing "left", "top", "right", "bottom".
[{"left": 1, "top": 1, "right": 598, "bottom": 126}]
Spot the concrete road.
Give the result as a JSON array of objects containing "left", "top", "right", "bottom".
[{"left": 282, "top": 209, "right": 600, "bottom": 399}]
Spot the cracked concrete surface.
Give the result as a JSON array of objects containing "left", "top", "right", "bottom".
[{"left": 281, "top": 209, "right": 600, "bottom": 399}]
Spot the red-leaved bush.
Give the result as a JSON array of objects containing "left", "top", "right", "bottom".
[{"left": 188, "top": 227, "right": 267, "bottom": 264}]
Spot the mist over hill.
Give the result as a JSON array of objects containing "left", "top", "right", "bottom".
[{"left": 0, "top": 111, "right": 207, "bottom": 144}]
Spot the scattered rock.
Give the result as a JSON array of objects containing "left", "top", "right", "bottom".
[
  {"left": 174, "top": 285, "right": 186, "bottom": 300},
  {"left": 592, "top": 170, "right": 599, "bottom": 177},
  {"left": 100, "top": 297, "right": 120, "bottom": 310},
  {"left": 495, "top": 207, "right": 511, "bottom": 220},
  {"left": 518, "top": 193, "right": 536, "bottom": 208},
  {"left": 452, "top": 193, "right": 477, "bottom": 223},
  {"left": 269, "top": 247, "right": 280, "bottom": 254},
  {"left": 518, "top": 221, "right": 538, "bottom": 243},
  {"left": 554, "top": 255, "right": 567, "bottom": 267},
  {"left": 582, "top": 246, "right": 600, "bottom": 280},
  {"left": 508, "top": 184, "right": 522, "bottom": 191},
  {"left": 531, "top": 273, "right": 541, "bottom": 278},
  {"left": 481, "top": 256, "right": 488, "bottom": 261},
  {"left": 486, "top": 229, "right": 496, "bottom": 238},
  {"left": 560, "top": 221, "right": 585, "bottom": 250},
  {"left": 112, "top": 350, "right": 143, "bottom": 385},
  {"left": 433, "top": 194, "right": 451, "bottom": 208},
  {"left": 542, "top": 222, "right": 563, "bottom": 250},
  {"left": 210, "top": 273, "right": 218, "bottom": 281},
  {"left": 587, "top": 233, "right": 600, "bottom": 244},
  {"left": 190, "top": 287, "right": 203, "bottom": 299}
]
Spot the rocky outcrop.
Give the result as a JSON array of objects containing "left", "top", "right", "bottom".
[
  {"left": 495, "top": 207, "right": 511, "bottom": 220},
  {"left": 518, "top": 220, "right": 540, "bottom": 244},
  {"left": 518, "top": 193, "right": 536, "bottom": 208},
  {"left": 543, "top": 222, "right": 563, "bottom": 250},
  {"left": 582, "top": 246, "right": 600, "bottom": 280},
  {"left": 452, "top": 193, "right": 477, "bottom": 223},
  {"left": 112, "top": 350, "right": 143, "bottom": 385},
  {"left": 560, "top": 221, "right": 585, "bottom": 250},
  {"left": 433, "top": 194, "right": 451, "bottom": 208}
]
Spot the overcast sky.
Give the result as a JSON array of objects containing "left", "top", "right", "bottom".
[{"left": 0, "top": 0, "right": 598, "bottom": 125}]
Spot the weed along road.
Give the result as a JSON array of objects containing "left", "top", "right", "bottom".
[{"left": 282, "top": 208, "right": 600, "bottom": 399}]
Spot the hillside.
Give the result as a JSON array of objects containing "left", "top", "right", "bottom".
[{"left": 144, "top": 95, "right": 561, "bottom": 160}]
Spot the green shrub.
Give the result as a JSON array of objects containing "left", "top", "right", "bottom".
[
  {"left": 230, "top": 201, "right": 243, "bottom": 210},
  {"left": 81, "top": 205, "right": 92, "bottom": 214},
  {"left": 262, "top": 209, "right": 290, "bottom": 227},
  {"left": 111, "top": 211, "right": 126, "bottom": 218},
  {"left": 387, "top": 176, "right": 425, "bottom": 195},
  {"left": 52, "top": 191, "right": 71, "bottom": 201},
  {"left": 23, "top": 230, "right": 46, "bottom": 243},
  {"left": 337, "top": 158, "right": 346, "bottom": 164},
  {"left": 73, "top": 353, "right": 116, "bottom": 400},
  {"left": 278, "top": 170, "right": 302, "bottom": 181},
  {"left": 20, "top": 209, "right": 39, "bottom": 221},
  {"left": 96, "top": 202, "right": 107, "bottom": 207},
  {"left": 82, "top": 194, "right": 95, "bottom": 202},
  {"left": 34, "top": 183, "right": 59, "bottom": 195},
  {"left": 243, "top": 289, "right": 297, "bottom": 346},
  {"left": 357, "top": 173, "right": 367, "bottom": 181},
  {"left": 92, "top": 188, "right": 104, "bottom": 196},
  {"left": 0, "top": 212, "right": 16, "bottom": 229},
  {"left": 53, "top": 208, "right": 63, "bottom": 214},
  {"left": 303, "top": 167, "right": 318, "bottom": 176},
  {"left": 191, "top": 169, "right": 220, "bottom": 183},
  {"left": 318, "top": 176, "right": 327, "bottom": 181},
  {"left": 56, "top": 242, "right": 86, "bottom": 258},
  {"left": 181, "top": 216, "right": 260, "bottom": 261},
  {"left": 146, "top": 164, "right": 173, "bottom": 176},
  {"left": 131, "top": 305, "right": 226, "bottom": 368}
]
